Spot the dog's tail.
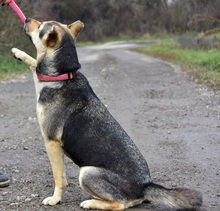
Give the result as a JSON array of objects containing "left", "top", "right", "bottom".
[{"left": 144, "top": 182, "right": 202, "bottom": 209}]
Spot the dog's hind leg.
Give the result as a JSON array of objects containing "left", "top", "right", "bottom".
[
  {"left": 79, "top": 166, "right": 125, "bottom": 210},
  {"left": 11, "top": 48, "right": 36, "bottom": 69},
  {"left": 42, "top": 140, "right": 67, "bottom": 206}
]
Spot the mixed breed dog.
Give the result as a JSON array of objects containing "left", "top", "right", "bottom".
[{"left": 10, "top": 18, "right": 202, "bottom": 210}]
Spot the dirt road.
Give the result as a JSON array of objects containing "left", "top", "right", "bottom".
[{"left": 0, "top": 42, "right": 219, "bottom": 211}]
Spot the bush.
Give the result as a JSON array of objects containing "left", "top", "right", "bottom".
[{"left": 177, "top": 34, "right": 220, "bottom": 50}]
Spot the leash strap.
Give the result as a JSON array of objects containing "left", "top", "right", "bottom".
[{"left": 9, "top": 0, "right": 26, "bottom": 23}]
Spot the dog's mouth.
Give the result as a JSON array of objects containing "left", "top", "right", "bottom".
[
  {"left": 23, "top": 18, "right": 37, "bottom": 43},
  {"left": 23, "top": 18, "right": 30, "bottom": 34},
  {"left": 23, "top": 18, "right": 41, "bottom": 34},
  {"left": 23, "top": 22, "right": 34, "bottom": 43},
  {"left": 23, "top": 23, "right": 28, "bottom": 33}
]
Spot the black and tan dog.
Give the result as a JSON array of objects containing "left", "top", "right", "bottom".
[{"left": 11, "top": 18, "right": 202, "bottom": 210}]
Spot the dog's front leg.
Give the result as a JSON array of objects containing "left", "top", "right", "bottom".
[
  {"left": 11, "top": 48, "right": 36, "bottom": 70},
  {"left": 42, "top": 140, "right": 67, "bottom": 206}
]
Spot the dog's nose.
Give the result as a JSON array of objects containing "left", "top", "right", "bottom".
[{"left": 25, "top": 18, "right": 31, "bottom": 23}]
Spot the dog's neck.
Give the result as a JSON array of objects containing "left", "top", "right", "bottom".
[{"left": 36, "top": 43, "right": 81, "bottom": 82}]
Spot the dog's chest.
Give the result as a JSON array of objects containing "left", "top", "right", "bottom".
[
  {"left": 36, "top": 101, "right": 48, "bottom": 137},
  {"left": 36, "top": 100, "right": 64, "bottom": 142},
  {"left": 35, "top": 81, "right": 63, "bottom": 140}
]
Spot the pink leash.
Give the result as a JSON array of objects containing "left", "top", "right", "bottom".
[{"left": 9, "top": 0, "right": 26, "bottom": 23}]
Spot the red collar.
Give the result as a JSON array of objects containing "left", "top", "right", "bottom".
[{"left": 37, "top": 72, "right": 77, "bottom": 82}]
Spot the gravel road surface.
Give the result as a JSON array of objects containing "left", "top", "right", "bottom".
[{"left": 0, "top": 42, "right": 219, "bottom": 211}]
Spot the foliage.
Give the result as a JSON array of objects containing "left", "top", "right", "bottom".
[
  {"left": 1, "top": 0, "right": 220, "bottom": 43},
  {"left": 0, "top": 59, "right": 27, "bottom": 80},
  {"left": 135, "top": 36, "right": 220, "bottom": 89},
  {"left": 177, "top": 33, "right": 220, "bottom": 50}
]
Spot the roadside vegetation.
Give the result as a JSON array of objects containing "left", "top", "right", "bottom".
[
  {"left": 0, "top": 60, "right": 27, "bottom": 80},
  {"left": 135, "top": 34, "right": 220, "bottom": 90}
]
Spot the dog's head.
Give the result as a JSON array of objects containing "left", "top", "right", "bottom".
[{"left": 24, "top": 18, "right": 84, "bottom": 76}]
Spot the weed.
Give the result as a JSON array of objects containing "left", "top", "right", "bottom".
[{"left": 0, "top": 60, "right": 27, "bottom": 80}]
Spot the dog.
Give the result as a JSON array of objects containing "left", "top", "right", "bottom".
[{"left": 11, "top": 18, "right": 202, "bottom": 210}]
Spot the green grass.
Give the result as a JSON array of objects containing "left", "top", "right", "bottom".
[
  {"left": 135, "top": 37, "right": 220, "bottom": 90},
  {"left": 0, "top": 60, "right": 28, "bottom": 80}
]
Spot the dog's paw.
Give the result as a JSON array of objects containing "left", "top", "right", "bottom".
[
  {"left": 80, "top": 199, "right": 102, "bottom": 209},
  {"left": 80, "top": 199, "right": 124, "bottom": 210},
  {"left": 11, "top": 48, "right": 25, "bottom": 61},
  {"left": 80, "top": 200, "right": 94, "bottom": 209},
  {"left": 42, "top": 196, "right": 60, "bottom": 206}
]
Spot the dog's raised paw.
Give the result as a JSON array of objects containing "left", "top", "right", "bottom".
[
  {"left": 42, "top": 196, "right": 60, "bottom": 206},
  {"left": 11, "top": 48, "right": 25, "bottom": 61}
]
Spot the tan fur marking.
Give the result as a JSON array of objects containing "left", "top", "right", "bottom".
[
  {"left": 80, "top": 199, "right": 125, "bottom": 211},
  {"left": 42, "top": 141, "right": 67, "bottom": 205},
  {"left": 124, "top": 199, "right": 144, "bottom": 209},
  {"left": 44, "top": 25, "right": 62, "bottom": 48},
  {"left": 68, "top": 20, "right": 84, "bottom": 39},
  {"left": 26, "top": 19, "right": 41, "bottom": 33}
]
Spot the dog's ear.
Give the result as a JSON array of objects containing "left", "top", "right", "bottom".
[
  {"left": 68, "top": 20, "right": 84, "bottom": 39},
  {"left": 45, "top": 25, "right": 59, "bottom": 48}
]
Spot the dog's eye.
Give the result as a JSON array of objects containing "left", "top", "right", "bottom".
[{"left": 38, "top": 25, "right": 41, "bottom": 29}]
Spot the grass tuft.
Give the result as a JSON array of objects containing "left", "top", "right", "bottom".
[{"left": 0, "top": 60, "right": 28, "bottom": 80}]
